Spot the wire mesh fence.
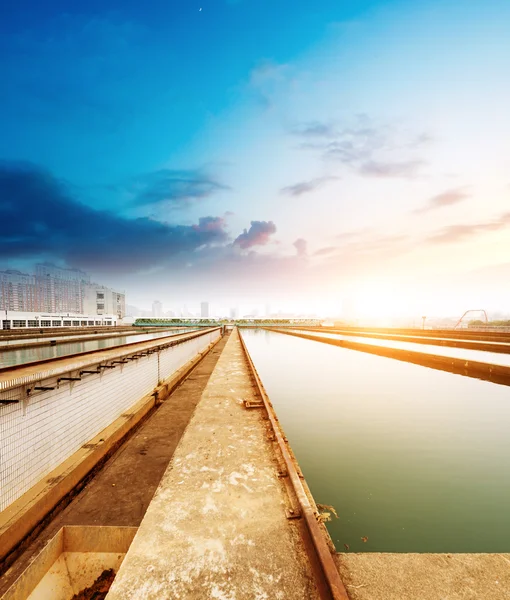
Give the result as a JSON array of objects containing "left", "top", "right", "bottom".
[{"left": 0, "top": 328, "right": 220, "bottom": 512}]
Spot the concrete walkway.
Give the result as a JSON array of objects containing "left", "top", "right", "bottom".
[
  {"left": 106, "top": 329, "right": 320, "bottom": 600},
  {"left": 337, "top": 553, "right": 510, "bottom": 599}
]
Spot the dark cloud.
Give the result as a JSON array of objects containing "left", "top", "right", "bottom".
[
  {"left": 0, "top": 162, "right": 229, "bottom": 273},
  {"left": 132, "top": 169, "right": 229, "bottom": 208},
  {"left": 359, "top": 160, "right": 425, "bottom": 179},
  {"left": 280, "top": 176, "right": 339, "bottom": 197},
  {"left": 413, "top": 188, "right": 470, "bottom": 214},
  {"left": 233, "top": 220, "right": 277, "bottom": 249},
  {"left": 426, "top": 213, "right": 510, "bottom": 244},
  {"left": 293, "top": 238, "right": 307, "bottom": 257}
]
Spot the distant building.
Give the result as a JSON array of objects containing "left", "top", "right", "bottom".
[
  {"left": 0, "top": 263, "right": 127, "bottom": 319},
  {"left": 201, "top": 302, "right": 209, "bottom": 318},
  {"left": 0, "top": 270, "right": 36, "bottom": 312},
  {"left": 229, "top": 307, "right": 237, "bottom": 319},
  {"left": 83, "top": 283, "right": 125, "bottom": 318},
  {"left": 152, "top": 300, "right": 163, "bottom": 318},
  {"left": 35, "top": 264, "right": 90, "bottom": 313}
]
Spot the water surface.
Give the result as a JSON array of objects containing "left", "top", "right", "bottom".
[
  {"left": 242, "top": 329, "right": 510, "bottom": 553},
  {"left": 0, "top": 329, "right": 197, "bottom": 369}
]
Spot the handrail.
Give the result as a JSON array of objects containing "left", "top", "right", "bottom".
[{"left": 0, "top": 328, "right": 221, "bottom": 392}]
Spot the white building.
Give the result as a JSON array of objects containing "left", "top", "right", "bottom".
[
  {"left": 0, "top": 270, "right": 36, "bottom": 312},
  {"left": 201, "top": 301, "right": 209, "bottom": 318},
  {"left": 1, "top": 311, "right": 117, "bottom": 330},
  {"left": 83, "top": 284, "right": 126, "bottom": 318},
  {"left": 35, "top": 264, "right": 90, "bottom": 313}
]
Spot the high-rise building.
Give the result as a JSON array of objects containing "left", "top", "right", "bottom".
[
  {"left": 0, "top": 270, "right": 36, "bottom": 311},
  {"left": 0, "top": 263, "right": 126, "bottom": 318},
  {"left": 152, "top": 300, "right": 163, "bottom": 318},
  {"left": 229, "top": 307, "right": 237, "bottom": 319},
  {"left": 35, "top": 264, "right": 90, "bottom": 313},
  {"left": 201, "top": 301, "right": 209, "bottom": 318},
  {"left": 82, "top": 283, "right": 125, "bottom": 318}
]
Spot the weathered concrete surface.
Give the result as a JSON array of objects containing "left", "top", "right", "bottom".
[
  {"left": 336, "top": 553, "right": 510, "bottom": 600},
  {"left": 106, "top": 328, "right": 319, "bottom": 600},
  {"left": 0, "top": 335, "right": 227, "bottom": 596}
]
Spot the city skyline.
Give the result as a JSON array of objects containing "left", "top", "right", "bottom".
[
  {"left": 0, "top": 263, "right": 125, "bottom": 317},
  {"left": 1, "top": 1, "right": 510, "bottom": 320}
]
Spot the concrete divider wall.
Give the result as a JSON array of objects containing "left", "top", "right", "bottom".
[{"left": 0, "top": 330, "right": 220, "bottom": 512}]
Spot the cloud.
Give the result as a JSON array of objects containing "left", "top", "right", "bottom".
[
  {"left": 132, "top": 169, "right": 229, "bottom": 208},
  {"left": 293, "top": 238, "right": 307, "bottom": 257},
  {"left": 233, "top": 220, "right": 277, "bottom": 249},
  {"left": 247, "top": 61, "right": 290, "bottom": 109},
  {"left": 426, "top": 213, "right": 510, "bottom": 244},
  {"left": 280, "top": 176, "right": 339, "bottom": 197},
  {"left": 314, "top": 246, "right": 337, "bottom": 256},
  {"left": 293, "top": 116, "right": 428, "bottom": 179},
  {"left": 359, "top": 160, "right": 425, "bottom": 178},
  {"left": 0, "top": 162, "right": 229, "bottom": 273},
  {"left": 291, "top": 121, "right": 337, "bottom": 138},
  {"left": 413, "top": 188, "right": 470, "bottom": 214}
]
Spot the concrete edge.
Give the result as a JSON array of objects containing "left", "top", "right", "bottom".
[
  {"left": 1, "top": 526, "right": 139, "bottom": 600},
  {"left": 0, "top": 335, "right": 221, "bottom": 564}
]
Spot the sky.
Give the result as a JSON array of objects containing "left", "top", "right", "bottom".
[{"left": 1, "top": 0, "right": 510, "bottom": 319}]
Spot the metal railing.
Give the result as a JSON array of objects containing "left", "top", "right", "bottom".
[
  {"left": 238, "top": 329, "right": 348, "bottom": 600},
  {"left": 0, "top": 328, "right": 221, "bottom": 512}
]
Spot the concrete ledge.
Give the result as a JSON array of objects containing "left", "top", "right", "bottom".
[
  {"left": 336, "top": 552, "right": 510, "bottom": 600},
  {"left": 0, "top": 337, "right": 220, "bottom": 565},
  {"left": 272, "top": 329, "right": 510, "bottom": 386}
]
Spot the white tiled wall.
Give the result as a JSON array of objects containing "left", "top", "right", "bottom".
[{"left": 0, "top": 330, "right": 219, "bottom": 511}]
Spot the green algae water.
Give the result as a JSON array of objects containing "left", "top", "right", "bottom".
[{"left": 241, "top": 328, "right": 510, "bottom": 553}]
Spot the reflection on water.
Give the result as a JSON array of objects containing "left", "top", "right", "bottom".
[
  {"left": 242, "top": 328, "right": 510, "bottom": 553},
  {"left": 290, "top": 329, "right": 510, "bottom": 367},
  {"left": 0, "top": 329, "right": 195, "bottom": 368}
]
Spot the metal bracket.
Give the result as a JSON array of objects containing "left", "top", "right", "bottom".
[
  {"left": 286, "top": 508, "right": 302, "bottom": 520},
  {"left": 244, "top": 400, "right": 264, "bottom": 409}
]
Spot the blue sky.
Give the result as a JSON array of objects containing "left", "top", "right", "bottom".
[{"left": 1, "top": 0, "right": 510, "bottom": 318}]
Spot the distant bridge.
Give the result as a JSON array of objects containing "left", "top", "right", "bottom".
[{"left": 134, "top": 318, "right": 323, "bottom": 327}]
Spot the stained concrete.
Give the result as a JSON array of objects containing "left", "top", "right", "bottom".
[
  {"left": 0, "top": 335, "right": 227, "bottom": 596},
  {"left": 337, "top": 552, "right": 510, "bottom": 599},
  {"left": 106, "top": 328, "right": 319, "bottom": 600}
]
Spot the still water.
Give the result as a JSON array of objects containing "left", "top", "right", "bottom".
[
  {"left": 242, "top": 329, "right": 510, "bottom": 553},
  {"left": 290, "top": 329, "right": 510, "bottom": 367},
  {"left": 0, "top": 329, "right": 196, "bottom": 369}
]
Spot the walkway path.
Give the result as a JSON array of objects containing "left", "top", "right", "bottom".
[{"left": 106, "top": 328, "right": 320, "bottom": 600}]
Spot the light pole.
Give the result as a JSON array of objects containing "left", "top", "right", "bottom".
[{"left": 421, "top": 315, "right": 426, "bottom": 330}]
